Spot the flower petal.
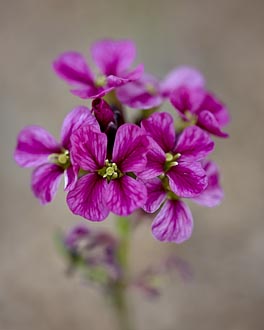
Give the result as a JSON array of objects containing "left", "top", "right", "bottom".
[
  {"left": 141, "top": 112, "right": 176, "bottom": 152},
  {"left": 198, "top": 92, "right": 230, "bottom": 126},
  {"left": 106, "top": 176, "right": 147, "bottom": 216},
  {"left": 152, "top": 200, "right": 193, "bottom": 243},
  {"left": 70, "top": 126, "right": 107, "bottom": 171},
  {"left": 70, "top": 85, "right": 112, "bottom": 99},
  {"left": 170, "top": 86, "right": 205, "bottom": 117},
  {"left": 192, "top": 160, "right": 224, "bottom": 207},
  {"left": 142, "top": 178, "right": 167, "bottom": 213},
  {"left": 197, "top": 110, "right": 229, "bottom": 138},
  {"left": 167, "top": 162, "right": 208, "bottom": 198},
  {"left": 161, "top": 66, "right": 205, "bottom": 97},
  {"left": 60, "top": 106, "right": 100, "bottom": 149},
  {"left": 53, "top": 51, "right": 94, "bottom": 86},
  {"left": 64, "top": 165, "right": 78, "bottom": 191},
  {"left": 175, "top": 126, "right": 214, "bottom": 161},
  {"left": 67, "top": 173, "right": 109, "bottom": 221},
  {"left": 31, "top": 163, "right": 63, "bottom": 204},
  {"left": 14, "top": 126, "right": 61, "bottom": 168},
  {"left": 112, "top": 124, "right": 149, "bottom": 173},
  {"left": 117, "top": 73, "right": 162, "bottom": 109},
  {"left": 91, "top": 39, "right": 137, "bottom": 76},
  {"left": 138, "top": 141, "right": 165, "bottom": 180}
]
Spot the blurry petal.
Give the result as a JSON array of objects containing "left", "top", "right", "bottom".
[
  {"left": 67, "top": 173, "right": 109, "bottom": 221},
  {"left": 64, "top": 225, "right": 90, "bottom": 249},
  {"left": 53, "top": 51, "right": 94, "bottom": 86},
  {"left": 106, "top": 176, "right": 147, "bottom": 216},
  {"left": 70, "top": 126, "right": 107, "bottom": 171},
  {"left": 199, "top": 92, "right": 230, "bottom": 126},
  {"left": 112, "top": 124, "right": 149, "bottom": 173},
  {"left": 70, "top": 85, "right": 112, "bottom": 99},
  {"left": 152, "top": 200, "right": 193, "bottom": 243},
  {"left": 161, "top": 66, "right": 205, "bottom": 97},
  {"left": 192, "top": 160, "right": 224, "bottom": 207},
  {"left": 167, "top": 162, "right": 208, "bottom": 198},
  {"left": 14, "top": 126, "right": 60, "bottom": 168},
  {"left": 31, "top": 164, "right": 63, "bottom": 204},
  {"left": 60, "top": 106, "right": 100, "bottom": 149},
  {"left": 142, "top": 178, "right": 167, "bottom": 213},
  {"left": 141, "top": 112, "right": 176, "bottom": 152},
  {"left": 170, "top": 86, "right": 205, "bottom": 116},
  {"left": 175, "top": 126, "right": 214, "bottom": 161},
  {"left": 91, "top": 39, "right": 137, "bottom": 75},
  {"left": 197, "top": 110, "right": 229, "bottom": 138},
  {"left": 117, "top": 73, "right": 162, "bottom": 109}
]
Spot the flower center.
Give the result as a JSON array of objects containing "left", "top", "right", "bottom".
[
  {"left": 49, "top": 150, "right": 70, "bottom": 169},
  {"left": 184, "top": 111, "right": 197, "bottom": 125},
  {"left": 95, "top": 75, "right": 107, "bottom": 87},
  {"left": 145, "top": 83, "right": 157, "bottom": 95},
  {"left": 98, "top": 159, "right": 123, "bottom": 182},
  {"left": 164, "top": 152, "right": 181, "bottom": 172}
]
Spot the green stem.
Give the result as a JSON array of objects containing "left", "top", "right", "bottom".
[{"left": 110, "top": 216, "right": 133, "bottom": 330}]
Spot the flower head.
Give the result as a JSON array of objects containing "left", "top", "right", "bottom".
[
  {"left": 67, "top": 123, "right": 150, "bottom": 221},
  {"left": 170, "top": 86, "right": 230, "bottom": 137},
  {"left": 63, "top": 224, "right": 120, "bottom": 281},
  {"left": 140, "top": 112, "right": 214, "bottom": 198},
  {"left": 14, "top": 106, "right": 99, "bottom": 204},
  {"left": 142, "top": 158, "right": 223, "bottom": 243},
  {"left": 53, "top": 39, "right": 144, "bottom": 99}
]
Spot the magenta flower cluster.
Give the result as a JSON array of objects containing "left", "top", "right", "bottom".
[{"left": 14, "top": 39, "right": 230, "bottom": 244}]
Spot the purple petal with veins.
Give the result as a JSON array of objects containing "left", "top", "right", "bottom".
[
  {"left": 70, "top": 126, "right": 107, "bottom": 171},
  {"left": 175, "top": 125, "right": 214, "bottom": 161},
  {"left": 142, "top": 178, "right": 167, "bottom": 213},
  {"left": 152, "top": 199, "right": 193, "bottom": 243},
  {"left": 167, "top": 162, "right": 208, "bottom": 198},
  {"left": 141, "top": 112, "right": 176, "bottom": 153},
  {"left": 31, "top": 163, "right": 63, "bottom": 204},
  {"left": 60, "top": 106, "right": 100, "bottom": 149},
  {"left": 14, "top": 126, "right": 61, "bottom": 168},
  {"left": 67, "top": 173, "right": 109, "bottom": 221},
  {"left": 106, "top": 176, "right": 147, "bottom": 216}
]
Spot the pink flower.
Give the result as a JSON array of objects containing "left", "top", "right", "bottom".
[
  {"left": 67, "top": 124, "right": 150, "bottom": 221},
  {"left": 14, "top": 106, "right": 99, "bottom": 204},
  {"left": 53, "top": 39, "right": 143, "bottom": 99},
  {"left": 170, "top": 86, "right": 230, "bottom": 137},
  {"left": 140, "top": 112, "right": 214, "bottom": 198},
  {"left": 142, "top": 159, "right": 223, "bottom": 243},
  {"left": 116, "top": 66, "right": 205, "bottom": 109}
]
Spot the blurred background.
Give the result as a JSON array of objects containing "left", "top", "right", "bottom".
[{"left": 1, "top": 0, "right": 264, "bottom": 329}]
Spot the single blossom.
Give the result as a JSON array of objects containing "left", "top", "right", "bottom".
[
  {"left": 141, "top": 157, "right": 224, "bottom": 243},
  {"left": 116, "top": 66, "right": 205, "bottom": 109},
  {"left": 64, "top": 224, "right": 121, "bottom": 281},
  {"left": 140, "top": 112, "right": 214, "bottom": 198},
  {"left": 53, "top": 39, "right": 144, "bottom": 99},
  {"left": 170, "top": 86, "right": 230, "bottom": 137},
  {"left": 67, "top": 123, "right": 150, "bottom": 221},
  {"left": 14, "top": 106, "right": 99, "bottom": 204}
]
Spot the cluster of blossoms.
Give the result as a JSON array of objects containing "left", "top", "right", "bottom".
[{"left": 14, "top": 39, "right": 229, "bottom": 244}]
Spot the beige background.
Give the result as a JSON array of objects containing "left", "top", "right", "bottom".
[{"left": 1, "top": 0, "right": 264, "bottom": 329}]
